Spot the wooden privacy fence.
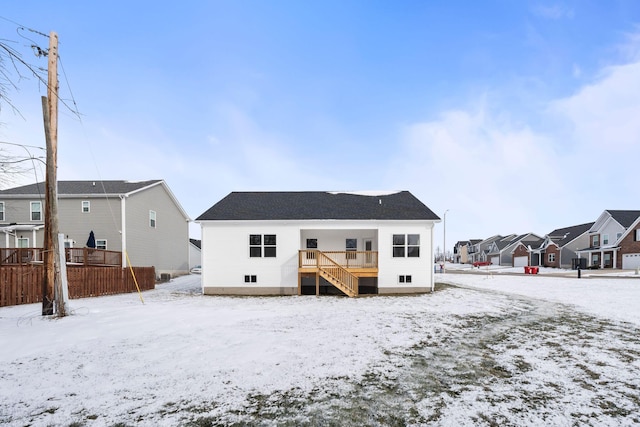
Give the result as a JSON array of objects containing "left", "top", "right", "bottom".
[{"left": 0, "top": 266, "right": 156, "bottom": 307}]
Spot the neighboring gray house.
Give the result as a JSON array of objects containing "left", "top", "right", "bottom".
[
  {"left": 189, "top": 238, "right": 202, "bottom": 270},
  {"left": 469, "top": 235, "right": 504, "bottom": 263},
  {"left": 529, "top": 222, "right": 594, "bottom": 269},
  {"left": 0, "top": 180, "right": 190, "bottom": 277},
  {"left": 486, "top": 233, "right": 542, "bottom": 266}
]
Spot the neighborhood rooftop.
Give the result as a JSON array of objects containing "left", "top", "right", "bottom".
[
  {"left": 196, "top": 191, "right": 441, "bottom": 221},
  {"left": 0, "top": 180, "right": 163, "bottom": 195}
]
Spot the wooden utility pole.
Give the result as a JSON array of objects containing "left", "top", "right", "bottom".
[{"left": 42, "top": 31, "right": 63, "bottom": 316}]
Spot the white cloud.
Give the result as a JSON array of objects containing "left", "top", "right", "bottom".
[
  {"left": 391, "top": 49, "right": 640, "bottom": 247},
  {"left": 532, "top": 4, "right": 575, "bottom": 20}
]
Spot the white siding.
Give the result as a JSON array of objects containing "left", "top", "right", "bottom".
[{"left": 201, "top": 219, "right": 436, "bottom": 293}]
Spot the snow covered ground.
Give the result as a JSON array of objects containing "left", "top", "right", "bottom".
[{"left": 1, "top": 272, "right": 640, "bottom": 426}]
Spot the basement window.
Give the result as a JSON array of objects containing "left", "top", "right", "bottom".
[
  {"left": 399, "top": 275, "right": 412, "bottom": 284},
  {"left": 244, "top": 275, "right": 257, "bottom": 283}
]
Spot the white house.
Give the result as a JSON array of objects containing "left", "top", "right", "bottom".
[{"left": 196, "top": 191, "right": 441, "bottom": 296}]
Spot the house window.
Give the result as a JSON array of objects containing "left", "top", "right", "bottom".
[
  {"left": 0, "top": 202, "right": 4, "bottom": 221},
  {"left": 346, "top": 238, "right": 357, "bottom": 259},
  {"left": 244, "top": 275, "right": 257, "bottom": 283},
  {"left": 82, "top": 201, "right": 90, "bottom": 213},
  {"left": 602, "top": 234, "right": 609, "bottom": 245},
  {"left": 64, "top": 238, "right": 75, "bottom": 248},
  {"left": 306, "top": 238, "right": 317, "bottom": 259},
  {"left": 393, "top": 234, "right": 420, "bottom": 257},
  {"left": 96, "top": 239, "right": 107, "bottom": 250},
  {"left": 635, "top": 229, "right": 640, "bottom": 241},
  {"left": 399, "top": 275, "right": 412, "bottom": 283},
  {"left": 548, "top": 253, "right": 556, "bottom": 263},
  {"left": 149, "top": 210, "right": 156, "bottom": 228},
  {"left": 30, "top": 201, "right": 42, "bottom": 221},
  {"left": 249, "top": 234, "right": 277, "bottom": 258},
  {"left": 592, "top": 235, "right": 599, "bottom": 247},
  {"left": 18, "top": 237, "right": 29, "bottom": 248}
]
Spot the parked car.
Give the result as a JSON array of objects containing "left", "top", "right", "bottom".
[
  {"left": 190, "top": 265, "right": 202, "bottom": 274},
  {"left": 472, "top": 261, "right": 492, "bottom": 267}
]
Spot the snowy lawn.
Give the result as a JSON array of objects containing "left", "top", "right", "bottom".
[{"left": 1, "top": 273, "right": 640, "bottom": 426}]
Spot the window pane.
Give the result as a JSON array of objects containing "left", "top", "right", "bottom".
[
  {"left": 393, "top": 234, "right": 405, "bottom": 245},
  {"left": 250, "top": 235, "right": 261, "bottom": 245},
  {"left": 399, "top": 275, "right": 405, "bottom": 283},
  {"left": 393, "top": 247, "right": 405, "bottom": 257},
  {"left": 407, "top": 247, "right": 420, "bottom": 257},
  {"left": 406, "top": 275, "right": 412, "bottom": 283},
  {"left": 408, "top": 234, "right": 420, "bottom": 246},
  {"left": 264, "top": 247, "right": 276, "bottom": 257},
  {"left": 346, "top": 238, "right": 357, "bottom": 250},
  {"left": 306, "top": 239, "right": 318, "bottom": 249},
  {"left": 264, "top": 235, "right": 276, "bottom": 246},
  {"left": 250, "top": 247, "right": 262, "bottom": 257}
]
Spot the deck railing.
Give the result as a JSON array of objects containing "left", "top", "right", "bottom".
[
  {"left": 299, "top": 250, "right": 378, "bottom": 269},
  {"left": 0, "top": 247, "right": 122, "bottom": 267},
  {"left": 316, "top": 251, "right": 358, "bottom": 297}
]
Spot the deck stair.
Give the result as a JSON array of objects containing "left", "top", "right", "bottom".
[{"left": 316, "top": 251, "right": 359, "bottom": 297}]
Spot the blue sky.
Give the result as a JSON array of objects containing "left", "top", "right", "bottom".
[{"left": 1, "top": 1, "right": 640, "bottom": 253}]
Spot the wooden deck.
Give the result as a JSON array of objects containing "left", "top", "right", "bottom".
[
  {"left": 0, "top": 247, "right": 122, "bottom": 267},
  {"left": 298, "top": 250, "right": 379, "bottom": 297}
]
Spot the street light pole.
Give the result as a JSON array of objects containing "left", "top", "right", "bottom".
[{"left": 443, "top": 209, "right": 449, "bottom": 274}]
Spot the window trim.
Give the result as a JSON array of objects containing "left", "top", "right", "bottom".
[
  {"left": 30, "top": 201, "right": 42, "bottom": 221},
  {"left": 635, "top": 229, "right": 640, "bottom": 242},
  {"left": 602, "top": 234, "right": 609, "bottom": 245},
  {"left": 0, "top": 201, "right": 4, "bottom": 221},
  {"left": 592, "top": 234, "right": 600, "bottom": 247},
  {"left": 149, "top": 210, "right": 156, "bottom": 228},
  {"left": 82, "top": 200, "right": 90, "bottom": 213},
  {"left": 96, "top": 239, "right": 107, "bottom": 250},
  {"left": 393, "top": 234, "right": 421, "bottom": 258},
  {"left": 548, "top": 253, "right": 556, "bottom": 263},
  {"left": 249, "top": 234, "right": 277, "bottom": 258}
]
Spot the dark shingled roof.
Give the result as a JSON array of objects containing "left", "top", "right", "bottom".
[
  {"left": 196, "top": 191, "right": 440, "bottom": 221},
  {"left": 547, "top": 222, "right": 595, "bottom": 247},
  {"left": 0, "top": 180, "right": 162, "bottom": 195},
  {"left": 607, "top": 210, "right": 640, "bottom": 228}
]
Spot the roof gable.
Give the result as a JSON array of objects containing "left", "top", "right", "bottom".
[
  {"left": 547, "top": 222, "right": 594, "bottom": 247},
  {"left": 196, "top": 191, "right": 440, "bottom": 221}
]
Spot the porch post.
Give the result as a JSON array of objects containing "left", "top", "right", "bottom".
[
  {"left": 297, "top": 273, "right": 301, "bottom": 296},
  {"left": 613, "top": 250, "right": 617, "bottom": 270},
  {"left": 600, "top": 250, "right": 604, "bottom": 269},
  {"left": 315, "top": 272, "right": 319, "bottom": 296}
]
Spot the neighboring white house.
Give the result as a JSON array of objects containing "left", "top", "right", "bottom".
[{"left": 196, "top": 191, "right": 441, "bottom": 296}]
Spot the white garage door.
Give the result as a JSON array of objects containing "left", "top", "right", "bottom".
[
  {"left": 491, "top": 256, "right": 500, "bottom": 266},
  {"left": 513, "top": 256, "right": 528, "bottom": 267},
  {"left": 622, "top": 253, "right": 640, "bottom": 270}
]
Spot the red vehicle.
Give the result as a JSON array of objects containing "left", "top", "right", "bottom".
[{"left": 472, "top": 261, "right": 492, "bottom": 267}]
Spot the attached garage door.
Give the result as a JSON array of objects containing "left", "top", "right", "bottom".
[
  {"left": 622, "top": 253, "right": 640, "bottom": 270},
  {"left": 513, "top": 256, "right": 528, "bottom": 267},
  {"left": 491, "top": 256, "right": 500, "bottom": 266}
]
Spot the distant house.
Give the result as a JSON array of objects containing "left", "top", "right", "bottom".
[
  {"left": 510, "top": 235, "right": 545, "bottom": 267},
  {"left": 529, "top": 222, "right": 594, "bottom": 269},
  {"left": 189, "top": 238, "right": 201, "bottom": 270},
  {"left": 196, "top": 191, "right": 441, "bottom": 296},
  {"left": 486, "top": 233, "right": 541, "bottom": 266},
  {"left": 578, "top": 210, "right": 640, "bottom": 269},
  {"left": 469, "top": 235, "right": 504, "bottom": 264},
  {"left": 0, "top": 180, "right": 190, "bottom": 278}
]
